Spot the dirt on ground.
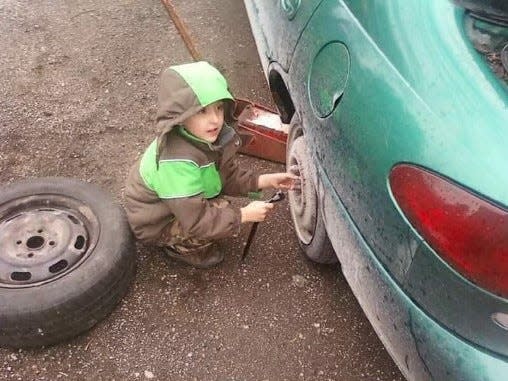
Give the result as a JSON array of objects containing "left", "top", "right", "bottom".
[{"left": 0, "top": 0, "right": 404, "bottom": 380}]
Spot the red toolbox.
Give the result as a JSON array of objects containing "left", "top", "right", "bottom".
[{"left": 234, "top": 98, "right": 288, "bottom": 164}]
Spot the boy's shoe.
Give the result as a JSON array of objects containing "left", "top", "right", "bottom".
[{"left": 162, "top": 245, "right": 224, "bottom": 269}]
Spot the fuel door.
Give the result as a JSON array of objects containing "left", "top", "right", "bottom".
[{"left": 308, "top": 42, "right": 350, "bottom": 118}]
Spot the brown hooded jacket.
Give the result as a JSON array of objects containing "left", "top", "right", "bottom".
[{"left": 124, "top": 62, "right": 259, "bottom": 243}]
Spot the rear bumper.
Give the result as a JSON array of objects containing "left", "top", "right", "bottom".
[{"left": 315, "top": 163, "right": 508, "bottom": 380}]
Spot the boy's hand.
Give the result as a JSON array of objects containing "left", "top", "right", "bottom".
[
  {"left": 257, "top": 173, "right": 299, "bottom": 190},
  {"left": 240, "top": 201, "right": 275, "bottom": 223}
]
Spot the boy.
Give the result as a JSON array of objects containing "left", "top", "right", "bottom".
[{"left": 125, "top": 61, "right": 297, "bottom": 268}]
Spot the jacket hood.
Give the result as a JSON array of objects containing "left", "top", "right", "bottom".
[{"left": 155, "top": 61, "right": 235, "bottom": 157}]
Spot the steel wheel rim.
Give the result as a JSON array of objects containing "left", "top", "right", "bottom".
[
  {"left": 287, "top": 137, "right": 317, "bottom": 245},
  {"left": 0, "top": 194, "right": 100, "bottom": 288}
]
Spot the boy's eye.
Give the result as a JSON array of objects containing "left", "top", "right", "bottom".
[{"left": 199, "top": 108, "right": 207, "bottom": 114}]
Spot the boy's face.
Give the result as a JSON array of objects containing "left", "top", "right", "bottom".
[{"left": 183, "top": 101, "right": 225, "bottom": 143}]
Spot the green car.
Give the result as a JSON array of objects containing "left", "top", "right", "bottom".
[{"left": 245, "top": 0, "right": 508, "bottom": 379}]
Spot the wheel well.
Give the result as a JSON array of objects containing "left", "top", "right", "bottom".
[{"left": 268, "top": 69, "right": 295, "bottom": 124}]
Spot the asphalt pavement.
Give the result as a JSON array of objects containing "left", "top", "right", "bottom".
[{"left": 0, "top": 0, "right": 404, "bottom": 380}]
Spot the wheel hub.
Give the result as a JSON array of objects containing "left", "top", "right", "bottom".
[
  {"left": 0, "top": 208, "right": 89, "bottom": 285},
  {"left": 287, "top": 137, "right": 318, "bottom": 245}
]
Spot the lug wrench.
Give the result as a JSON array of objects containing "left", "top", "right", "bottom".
[{"left": 240, "top": 190, "right": 285, "bottom": 262}]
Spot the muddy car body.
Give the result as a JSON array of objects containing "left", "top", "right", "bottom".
[{"left": 245, "top": 0, "right": 508, "bottom": 379}]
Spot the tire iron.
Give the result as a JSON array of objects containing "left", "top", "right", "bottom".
[{"left": 240, "top": 190, "right": 285, "bottom": 262}]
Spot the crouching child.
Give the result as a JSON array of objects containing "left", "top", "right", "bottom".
[{"left": 125, "top": 61, "right": 297, "bottom": 268}]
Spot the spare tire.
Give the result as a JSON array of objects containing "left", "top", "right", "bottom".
[{"left": 0, "top": 178, "right": 136, "bottom": 348}]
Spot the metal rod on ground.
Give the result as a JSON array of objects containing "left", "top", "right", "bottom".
[
  {"left": 241, "top": 190, "right": 285, "bottom": 262},
  {"left": 160, "top": 0, "right": 202, "bottom": 61}
]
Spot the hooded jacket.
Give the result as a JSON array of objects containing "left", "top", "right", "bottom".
[{"left": 124, "top": 62, "right": 259, "bottom": 243}]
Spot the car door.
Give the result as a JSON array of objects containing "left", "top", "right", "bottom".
[{"left": 244, "top": 0, "right": 323, "bottom": 70}]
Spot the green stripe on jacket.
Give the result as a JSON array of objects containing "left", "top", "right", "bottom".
[{"left": 139, "top": 139, "right": 222, "bottom": 199}]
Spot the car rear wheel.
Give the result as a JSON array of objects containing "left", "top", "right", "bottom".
[
  {"left": 286, "top": 116, "right": 337, "bottom": 264},
  {"left": 0, "top": 177, "right": 136, "bottom": 348}
]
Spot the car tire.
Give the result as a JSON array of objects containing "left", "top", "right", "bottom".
[
  {"left": 286, "top": 116, "right": 337, "bottom": 264},
  {"left": 0, "top": 177, "right": 136, "bottom": 348}
]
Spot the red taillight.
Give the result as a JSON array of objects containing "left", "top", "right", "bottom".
[{"left": 389, "top": 164, "right": 508, "bottom": 298}]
